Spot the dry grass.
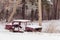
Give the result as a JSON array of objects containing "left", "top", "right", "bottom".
[{"left": 46, "top": 21, "right": 57, "bottom": 33}]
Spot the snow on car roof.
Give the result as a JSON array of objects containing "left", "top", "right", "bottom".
[
  {"left": 27, "top": 25, "right": 42, "bottom": 28},
  {"left": 13, "top": 19, "right": 30, "bottom": 22},
  {"left": 6, "top": 23, "right": 12, "bottom": 25}
]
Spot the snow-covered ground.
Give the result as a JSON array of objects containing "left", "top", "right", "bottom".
[
  {"left": 0, "top": 20, "right": 60, "bottom": 40},
  {"left": 42, "top": 20, "right": 60, "bottom": 33},
  {"left": 0, "top": 32, "right": 60, "bottom": 40}
]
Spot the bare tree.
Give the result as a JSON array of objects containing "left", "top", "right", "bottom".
[
  {"left": 22, "top": 0, "right": 26, "bottom": 19},
  {"left": 52, "top": 0, "right": 58, "bottom": 19},
  {"left": 31, "top": 9, "right": 34, "bottom": 21}
]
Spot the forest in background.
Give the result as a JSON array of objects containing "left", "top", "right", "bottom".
[{"left": 0, "top": 0, "right": 59, "bottom": 22}]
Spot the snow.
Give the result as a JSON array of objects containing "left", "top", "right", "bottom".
[
  {"left": 1, "top": 20, "right": 60, "bottom": 40},
  {"left": 42, "top": 20, "right": 60, "bottom": 33},
  {"left": 13, "top": 19, "right": 30, "bottom": 22},
  {"left": 27, "top": 25, "right": 42, "bottom": 28},
  {"left": 0, "top": 21, "right": 8, "bottom": 32},
  {"left": 0, "top": 32, "right": 60, "bottom": 40}
]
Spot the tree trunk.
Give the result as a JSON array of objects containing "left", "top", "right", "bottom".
[
  {"left": 31, "top": 9, "right": 34, "bottom": 21},
  {"left": 22, "top": 0, "right": 26, "bottom": 19},
  {"left": 38, "top": 0, "right": 42, "bottom": 26},
  {"left": 8, "top": 0, "right": 21, "bottom": 22},
  {"left": 53, "top": 0, "right": 58, "bottom": 19}
]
